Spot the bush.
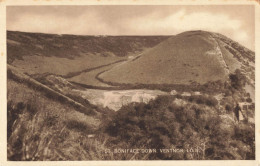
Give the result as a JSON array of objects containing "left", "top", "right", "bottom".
[
  {"left": 187, "top": 95, "right": 218, "bottom": 107},
  {"left": 229, "top": 69, "right": 246, "bottom": 90},
  {"left": 102, "top": 95, "right": 253, "bottom": 160},
  {"left": 246, "top": 98, "right": 252, "bottom": 103},
  {"left": 225, "top": 104, "right": 232, "bottom": 112},
  {"left": 7, "top": 101, "right": 25, "bottom": 139},
  {"left": 233, "top": 124, "right": 255, "bottom": 159},
  {"left": 66, "top": 120, "right": 93, "bottom": 133}
]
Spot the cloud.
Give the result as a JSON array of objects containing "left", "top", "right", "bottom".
[
  {"left": 233, "top": 30, "right": 248, "bottom": 42},
  {"left": 123, "top": 9, "right": 253, "bottom": 50},
  {"left": 7, "top": 10, "right": 112, "bottom": 35},
  {"left": 127, "top": 9, "right": 243, "bottom": 34},
  {"left": 7, "top": 6, "right": 254, "bottom": 50}
]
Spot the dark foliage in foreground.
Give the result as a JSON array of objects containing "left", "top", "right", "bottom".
[
  {"left": 103, "top": 95, "right": 255, "bottom": 160},
  {"left": 7, "top": 65, "right": 254, "bottom": 160}
]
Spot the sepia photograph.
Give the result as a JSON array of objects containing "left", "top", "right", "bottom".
[{"left": 0, "top": 2, "right": 258, "bottom": 163}]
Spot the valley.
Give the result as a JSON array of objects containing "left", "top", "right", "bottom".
[{"left": 7, "top": 30, "right": 255, "bottom": 160}]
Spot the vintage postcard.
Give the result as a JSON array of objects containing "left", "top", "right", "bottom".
[{"left": 0, "top": 0, "right": 259, "bottom": 165}]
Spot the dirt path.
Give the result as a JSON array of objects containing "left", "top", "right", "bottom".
[
  {"left": 67, "top": 59, "right": 129, "bottom": 87},
  {"left": 64, "top": 59, "right": 127, "bottom": 78},
  {"left": 210, "top": 34, "right": 230, "bottom": 75},
  {"left": 69, "top": 55, "right": 138, "bottom": 88}
]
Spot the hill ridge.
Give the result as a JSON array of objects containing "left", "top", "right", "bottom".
[
  {"left": 99, "top": 30, "right": 254, "bottom": 86},
  {"left": 7, "top": 30, "right": 170, "bottom": 63}
]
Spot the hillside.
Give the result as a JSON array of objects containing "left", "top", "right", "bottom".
[
  {"left": 7, "top": 30, "right": 255, "bottom": 160},
  {"left": 7, "top": 31, "right": 169, "bottom": 76},
  {"left": 99, "top": 30, "right": 254, "bottom": 85},
  {"left": 7, "top": 31, "right": 169, "bottom": 61},
  {"left": 7, "top": 70, "right": 104, "bottom": 160},
  {"left": 7, "top": 67, "right": 255, "bottom": 160},
  {"left": 103, "top": 95, "right": 255, "bottom": 160}
]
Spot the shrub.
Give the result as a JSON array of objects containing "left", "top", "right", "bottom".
[
  {"left": 229, "top": 69, "right": 246, "bottom": 90},
  {"left": 246, "top": 98, "right": 252, "bottom": 103},
  {"left": 225, "top": 104, "right": 232, "bottom": 112},
  {"left": 205, "top": 96, "right": 218, "bottom": 107},
  {"left": 7, "top": 101, "right": 25, "bottom": 139},
  {"left": 66, "top": 120, "right": 93, "bottom": 133},
  {"left": 103, "top": 94, "right": 254, "bottom": 160},
  {"left": 187, "top": 95, "right": 218, "bottom": 107}
]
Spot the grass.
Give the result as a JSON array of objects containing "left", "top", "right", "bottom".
[
  {"left": 100, "top": 31, "right": 230, "bottom": 85},
  {"left": 7, "top": 75, "right": 255, "bottom": 160},
  {"left": 64, "top": 59, "right": 126, "bottom": 78},
  {"left": 8, "top": 31, "right": 170, "bottom": 62},
  {"left": 67, "top": 60, "right": 125, "bottom": 87},
  {"left": 99, "top": 31, "right": 254, "bottom": 87},
  {"left": 7, "top": 31, "right": 169, "bottom": 76},
  {"left": 11, "top": 53, "right": 126, "bottom": 76},
  {"left": 7, "top": 65, "right": 97, "bottom": 115},
  {"left": 7, "top": 72, "right": 139, "bottom": 160},
  {"left": 6, "top": 30, "right": 255, "bottom": 160},
  {"left": 7, "top": 79, "right": 107, "bottom": 160}
]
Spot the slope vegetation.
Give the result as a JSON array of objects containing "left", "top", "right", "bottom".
[
  {"left": 7, "top": 72, "right": 104, "bottom": 160},
  {"left": 7, "top": 31, "right": 169, "bottom": 62},
  {"left": 100, "top": 31, "right": 254, "bottom": 85},
  {"left": 103, "top": 95, "right": 255, "bottom": 160},
  {"left": 7, "top": 31, "right": 169, "bottom": 76}
]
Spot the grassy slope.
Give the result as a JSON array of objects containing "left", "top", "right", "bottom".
[
  {"left": 7, "top": 31, "right": 170, "bottom": 61},
  {"left": 8, "top": 77, "right": 255, "bottom": 160},
  {"left": 8, "top": 75, "right": 255, "bottom": 160},
  {"left": 100, "top": 31, "right": 231, "bottom": 85},
  {"left": 7, "top": 78, "right": 105, "bottom": 160},
  {"left": 7, "top": 65, "right": 125, "bottom": 160},
  {"left": 7, "top": 64, "right": 98, "bottom": 115},
  {"left": 68, "top": 64, "right": 116, "bottom": 87},
  {"left": 7, "top": 31, "right": 169, "bottom": 76},
  {"left": 7, "top": 67, "right": 153, "bottom": 160},
  {"left": 12, "top": 54, "right": 126, "bottom": 76}
]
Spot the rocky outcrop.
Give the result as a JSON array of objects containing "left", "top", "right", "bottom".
[{"left": 78, "top": 89, "right": 167, "bottom": 111}]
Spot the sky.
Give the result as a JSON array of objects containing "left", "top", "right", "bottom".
[{"left": 7, "top": 5, "right": 255, "bottom": 50}]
